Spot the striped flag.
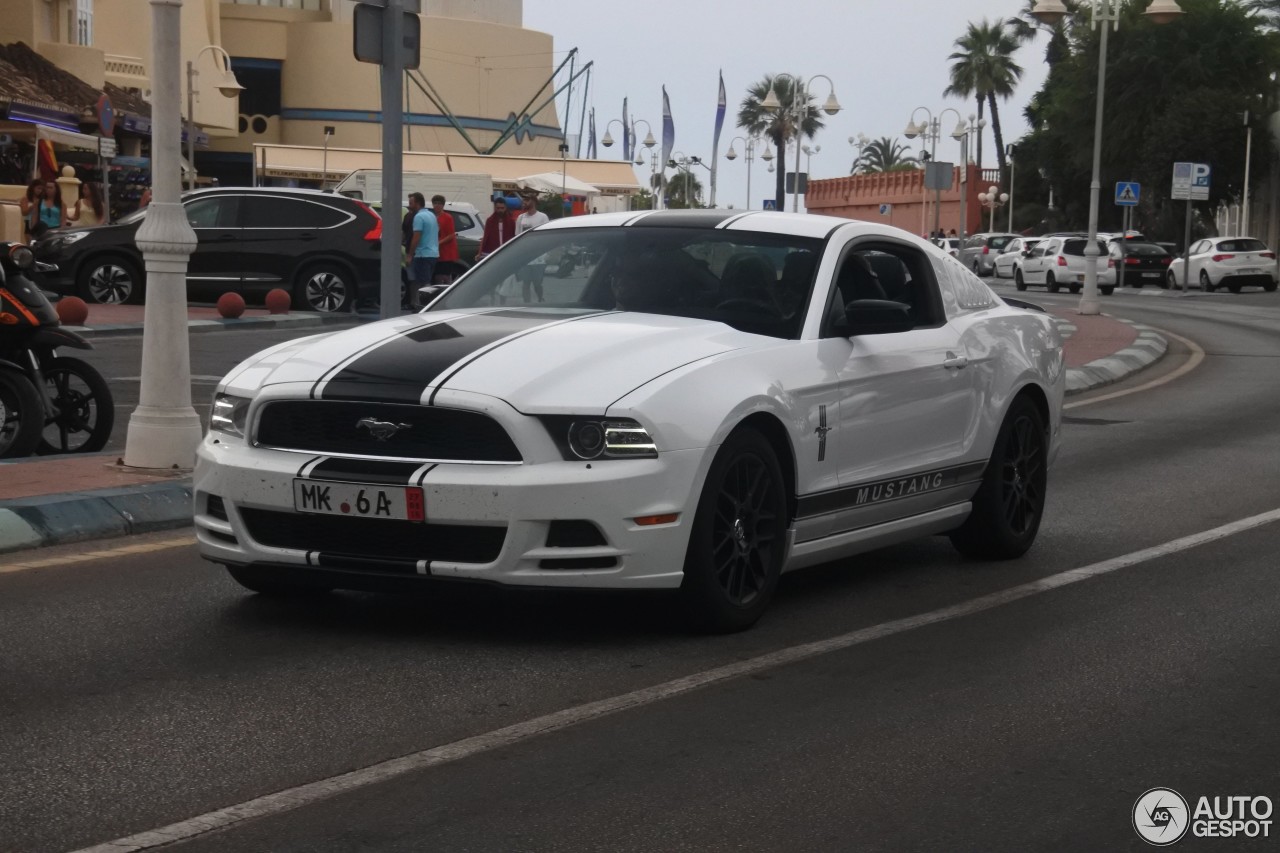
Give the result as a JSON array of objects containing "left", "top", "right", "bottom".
[
  {"left": 661, "top": 86, "right": 674, "bottom": 208},
  {"left": 622, "top": 97, "right": 631, "bottom": 160},
  {"left": 587, "top": 108, "right": 597, "bottom": 159},
  {"left": 710, "top": 70, "right": 726, "bottom": 207}
]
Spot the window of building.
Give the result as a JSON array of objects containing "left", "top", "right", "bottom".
[{"left": 72, "top": 0, "right": 93, "bottom": 46}]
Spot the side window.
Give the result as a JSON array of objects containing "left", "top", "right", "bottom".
[
  {"left": 1190, "top": 240, "right": 1209, "bottom": 255},
  {"left": 823, "top": 244, "right": 944, "bottom": 336},
  {"left": 241, "top": 198, "right": 349, "bottom": 229},
  {"left": 184, "top": 196, "right": 238, "bottom": 228},
  {"left": 451, "top": 212, "right": 475, "bottom": 231}
]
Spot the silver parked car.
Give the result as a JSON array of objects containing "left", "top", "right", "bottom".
[{"left": 959, "top": 233, "right": 1019, "bottom": 277}]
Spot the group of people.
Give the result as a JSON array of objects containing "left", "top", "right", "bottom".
[
  {"left": 400, "top": 188, "right": 550, "bottom": 310},
  {"left": 929, "top": 228, "right": 959, "bottom": 240},
  {"left": 20, "top": 179, "right": 108, "bottom": 238}
]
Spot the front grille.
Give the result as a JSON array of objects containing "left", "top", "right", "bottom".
[
  {"left": 240, "top": 508, "right": 506, "bottom": 564},
  {"left": 255, "top": 401, "right": 521, "bottom": 462}
]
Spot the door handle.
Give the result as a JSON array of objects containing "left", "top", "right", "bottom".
[{"left": 943, "top": 353, "right": 969, "bottom": 370}]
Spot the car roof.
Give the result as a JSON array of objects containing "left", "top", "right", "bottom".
[{"left": 538, "top": 209, "right": 925, "bottom": 242}]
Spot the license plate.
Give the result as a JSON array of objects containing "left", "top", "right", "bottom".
[
  {"left": 1240, "top": 268, "right": 1261, "bottom": 275},
  {"left": 293, "top": 479, "right": 425, "bottom": 522},
  {"left": 1143, "top": 272, "right": 1161, "bottom": 278}
]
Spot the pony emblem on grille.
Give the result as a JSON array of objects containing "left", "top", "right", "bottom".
[{"left": 356, "top": 417, "right": 413, "bottom": 441}]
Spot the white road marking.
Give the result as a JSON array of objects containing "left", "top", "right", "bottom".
[
  {"left": 1066, "top": 325, "right": 1204, "bottom": 410},
  {"left": 69, "top": 506, "right": 1280, "bottom": 853},
  {"left": 1, "top": 537, "right": 194, "bottom": 573}
]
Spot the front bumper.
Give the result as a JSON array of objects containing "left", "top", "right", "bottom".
[{"left": 194, "top": 433, "right": 711, "bottom": 591}]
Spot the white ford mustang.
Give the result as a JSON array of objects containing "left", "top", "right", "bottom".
[{"left": 195, "top": 210, "right": 1064, "bottom": 631}]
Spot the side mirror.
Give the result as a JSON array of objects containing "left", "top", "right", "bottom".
[{"left": 834, "top": 299, "right": 914, "bottom": 337}]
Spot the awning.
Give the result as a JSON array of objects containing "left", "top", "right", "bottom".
[
  {"left": 448, "top": 154, "right": 642, "bottom": 193},
  {"left": 252, "top": 144, "right": 450, "bottom": 183},
  {"left": 517, "top": 172, "right": 600, "bottom": 196}
]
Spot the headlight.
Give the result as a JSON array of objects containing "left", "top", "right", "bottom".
[
  {"left": 209, "top": 393, "right": 251, "bottom": 438},
  {"left": 543, "top": 417, "right": 657, "bottom": 460},
  {"left": 57, "top": 232, "right": 90, "bottom": 247}
]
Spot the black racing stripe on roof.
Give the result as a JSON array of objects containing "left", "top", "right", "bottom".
[
  {"left": 319, "top": 310, "right": 572, "bottom": 404},
  {"left": 824, "top": 220, "right": 853, "bottom": 240},
  {"left": 308, "top": 458, "right": 424, "bottom": 485},
  {"left": 636, "top": 210, "right": 739, "bottom": 229},
  {"left": 622, "top": 210, "right": 655, "bottom": 226},
  {"left": 714, "top": 211, "right": 760, "bottom": 229}
]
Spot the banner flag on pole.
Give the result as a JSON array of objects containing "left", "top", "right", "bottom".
[
  {"left": 661, "top": 85, "right": 675, "bottom": 207},
  {"left": 588, "top": 108, "right": 597, "bottom": 159},
  {"left": 622, "top": 97, "right": 631, "bottom": 161},
  {"left": 710, "top": 70, "right": 726, "bottom": 208}
]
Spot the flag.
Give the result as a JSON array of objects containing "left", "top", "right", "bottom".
[
  {"left": 37, "top": 139, "right": 59, "bottom": 180},
  {"left": 709, "top": 70, "right": 726, "bottom": 207},
  {"left": 622, "top": 97, "right": 631, "bottom": 160},
  {"left": 661, "top": 86, "right": 675, "bottom": 207},
  {"left": 588, "top": 108, "right": 597, "bottom": 159}
]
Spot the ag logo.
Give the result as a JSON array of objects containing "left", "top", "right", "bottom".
[{"left": 1134, "top": 788, "right": 1190, "bottom": 846}]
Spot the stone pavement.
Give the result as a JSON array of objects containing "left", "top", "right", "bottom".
[
  {"left": 59, "top": 302, "right": 366, "bottom": 338},
  {"left": 0, "top": 307, "right": 1167, "bottom": 557}
]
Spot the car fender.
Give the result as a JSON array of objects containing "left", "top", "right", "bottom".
[{"left": 29, "top": 327, "right": 93, "bottom": 351}]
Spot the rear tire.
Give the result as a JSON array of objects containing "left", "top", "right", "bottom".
[
  {"left": 295, "top": 263, "right": 354, "bottom": 313},
  {"left": 1100, "top": 286, "right": 1114, "bottom": 296},
  {"left": 678, "top": 428, "right": 787, "bottom": 633},
  {"left": 1227, "top": 281, "right": 1243, "bottom": 294},
  {"left": 1069, "top": 285, "right": 1081, "bottom": 294},
  {"left": 950, "top": 396, "right": 1047, "bottom": 560},
  {"left": 1200, "top": 270, "right": 1215, "bottom": 292},
  {"left": 1264, "top": 280, "right": 1277, "bottom": 293},
  {"left": 1014, "top": 269, "right": 1027, "bottom": 291},
  {"left": 0, "top": 369, "right": 44, "bottom": 458},
  {"left": 78, "top": 255, "right": 144, "bottom": 305},
  {"left": 1166, "top": 271, "right": 1178, "bottom": 289},
  {"left": 1046, "top": 273, "right": 1060, "bottom": 294},
  {"left": 226, "top": 566, "right": 332, "bottom": 596}
]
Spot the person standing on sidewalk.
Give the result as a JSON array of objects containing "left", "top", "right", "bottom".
[
  {"left": 476, "top": 195, "right": 515, "bottom": 262},
  {"left": 515, "top": 190, "right": 550, "bottom": 302},
  {"left": 405, "top": 192, "right": 439, "bottom": 310},
  {"left": 431, "top": 194, "right": 459, "bottom": 284}
]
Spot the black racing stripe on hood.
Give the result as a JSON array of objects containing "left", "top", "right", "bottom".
[
  {"left": 319, "top": 310, "right": 576, "bottom": 404},
  {"left": 308, "top": 458, "right": 424, "bottom": 485}
]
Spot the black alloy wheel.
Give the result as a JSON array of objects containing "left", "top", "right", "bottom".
[
  {"left": 35, "top": 356, "right": 115, "bottom": 455},
  {"left": 296, "top": 264, "right": 354, "bottom": 313},
  {"left": 0, "top": 369, "right": 44, "bottom": 458},
  {"left": 1200, "top": 270, "right": 1215, "bottom": 293},
  {"left": 680, "top": 428, "right": 787, "bottom": 632},
  {"left": 950, "top": 396, "right": 1047, "bottom": 560},
  {"left": 1014, "top": 268, "right": 1027, "bottom": 291},
  {"left": 79, "top": 256, "right": 143, "bottom": 305},
  {"left": 1167, "top": 271, "right": 1178, "bottom": 290}
]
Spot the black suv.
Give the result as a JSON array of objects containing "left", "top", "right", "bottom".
[{"left": 33, "top": 188, "right": 382, "bottom": 312}]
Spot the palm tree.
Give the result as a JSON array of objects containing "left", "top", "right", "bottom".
[
  {"left": 650, "top": 170, "right": 703, "bottom": 208},
  {"left": 945, "top": 19, "right": 1024, "bottom": 181},
  {"left": 738, "top": 74, "right": 826, "bottom": 209},
  {"left": 859, "top": 137, "right": 917, "bottom": 173}
]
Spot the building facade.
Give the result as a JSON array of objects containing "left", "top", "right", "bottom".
[{"left": 806, "top": 167, "right": 1004, "bottom": 238}]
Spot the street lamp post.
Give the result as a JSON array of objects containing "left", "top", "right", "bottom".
[
  {"left": 321, "top": 125, "right": 334, "bottom": 189},
  {"left": 761, "top": 73, "right": 842, "bottom": 212},
  {"left": 1031, "top": 0, "right": 1183, "bottom": 314},
  {"left": 185, "top": 44, "right": 243, "bottom": 191},
  {"left": 905, "top": 106, "right": 963, "bottom": 236},
  {"left": 125, "top": 0, "right": 202, "bottom": 470},
  {"left": 603, "top": 118, "right": 656, "bottom": 211},
  {"left": 950, "top": 114, "right": 986, "bottom": 247},
  {"left": 848, "top": 133, "right": 869, "bottom": 174},
  {"left": 978, "top": 185, "right": 1010, "bottom": 232},
  {"left": 726, "top": 135, "right": 769, "bottom": 210},
  {"left": 1006, "top": 143, "right": 1017, "bottom": 233}
]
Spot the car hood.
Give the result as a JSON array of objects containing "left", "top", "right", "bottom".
[{"left": 237, "top": 308, "right": 756, "bottom": 411}]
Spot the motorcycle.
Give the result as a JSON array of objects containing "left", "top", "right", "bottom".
[{"left": 0, "top": 243, "right": 114, "bottom": 458}]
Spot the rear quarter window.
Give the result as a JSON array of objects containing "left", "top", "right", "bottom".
[{"left": 987, "top": 236, "right": 1014, "bottom": 251}]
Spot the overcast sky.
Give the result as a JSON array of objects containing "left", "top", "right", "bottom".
[{"left": 523, "top": 0, "right": 1050, "bottom": 210}]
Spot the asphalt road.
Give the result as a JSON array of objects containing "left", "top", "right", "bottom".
[{"left": 3, "top": 284, "right": 1279, "bottom": 852}]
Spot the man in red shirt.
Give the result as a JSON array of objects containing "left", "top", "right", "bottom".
[
  {"left": 477, "top": 195, "right": 516, "bottom": 261},
  {"left": 431, "top": 194, "right": 459, "bottom": 283}
]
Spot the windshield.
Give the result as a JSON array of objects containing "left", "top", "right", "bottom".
[
  {"left": 430, "top": 226, "right": 824, "bottom": 339},
  {"left": 1119, "top": 242, "right": 1168, "bottom": 257},
  {"left": 1063, "top": 239, "right": 1108, "bottom": 257}
]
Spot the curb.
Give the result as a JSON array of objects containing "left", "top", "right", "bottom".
[
  {"left": 62, "top": 311, "right": 367, "bottom": 339},
  {"left": 1059, "top": 318, "right": 1167, "bottom": 396},
  {"left": 0, "top": 480, "right": 192, "bottom": 556}
]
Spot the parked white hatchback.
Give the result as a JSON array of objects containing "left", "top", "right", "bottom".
[
  {"left": 1167, "top": 237, "right": 1278, "bottom": 293},
  {"left": 993, "top": 237, "right": 1041, "bottom": 279},
  {"left": 1015, "top": 236, "right": 1117, "bottom": 295}
]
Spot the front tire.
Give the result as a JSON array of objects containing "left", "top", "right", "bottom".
[
  {"left": 1015, "top": 269, "right": 1027, "bottom": 291},
  {"left": 679, "top": 428, "right": 788, "bottom": 633},
  {"left": 78, "top": 255, "right": 144, "bottom": 305},
  {"left": 295, "top": 263, "right": 354, "bottom": 313},
  {"left": 0, "top": 369, "right": 44, "bottom": 458},
  {"left": 1100, "top": 286, "right": 1114, "bottom": 296},
  {"left": 950, "top": 396, "right": 1047, "bottom": 560},
  {"left": 35, "top": 356, "right": 115, "bottom": 454},
  {"left": 1166, "top": 271, "right": 1178, "bottom": 290}
]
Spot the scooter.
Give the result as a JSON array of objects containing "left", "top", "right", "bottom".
[{"left": 0, "top": 243, "right": 114, "bottom": 457}]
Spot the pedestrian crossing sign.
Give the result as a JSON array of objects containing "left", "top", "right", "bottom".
[{"left": 1115, "top": 181, "right": 1140, "bottom": 206}]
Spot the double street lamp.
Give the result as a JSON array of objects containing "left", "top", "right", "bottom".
[
  {"left": 185, "top": 45, "right": 243, "bottom": 191},
  {"left": 726, "top": 135, "right": 774, "bottom": 211},
  {"left": 905, "top": 106, "right": 963, "bottom": 235},
  {"left": 667, "top": 151, "right": 710, "bottom": 208},
  {"left": 603, "top": 118, "right": 656, "bottom": 209},
  {"left": 848, "top": 133, "right": 869, "bottom": 174},
  {"left": 761, "top": 73, "right": 842, "bottom": 211},
  {"left": 978, "top": 185, "right": 1010, "bottom": 232},
  {"left": 1031, "top": 0, "right": 1184, "bottom": 314},
  {"left": 950, "top": 114, "right": 986, "bottom": 246}
]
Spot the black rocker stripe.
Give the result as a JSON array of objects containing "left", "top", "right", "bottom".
[
  {"left": 796, "top": 461, "right": 987, "bottom": 519},
  {"left": 425, "top": 310, "right": 615, "bottom": 405},
  {"left": 319, "top": 310, "right": 574, "bottom": 404},
  {"left": 307, "top": 458, "right": 424, "bottom": 485}
]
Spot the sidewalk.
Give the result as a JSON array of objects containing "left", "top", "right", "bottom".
[
  {"left": 59, "top": 302, "right": 368, "bottom": 338},
  {"left": 0, "top": 308, "right": 1167, "bottom": 557}
]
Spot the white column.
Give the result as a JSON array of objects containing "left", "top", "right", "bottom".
[{"left": 124, "top": 0, "right": 202, "bottom": 469}]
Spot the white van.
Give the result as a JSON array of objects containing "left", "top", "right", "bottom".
[{"left": 335, "top": 170, "right": 493, "bottom": 234}]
